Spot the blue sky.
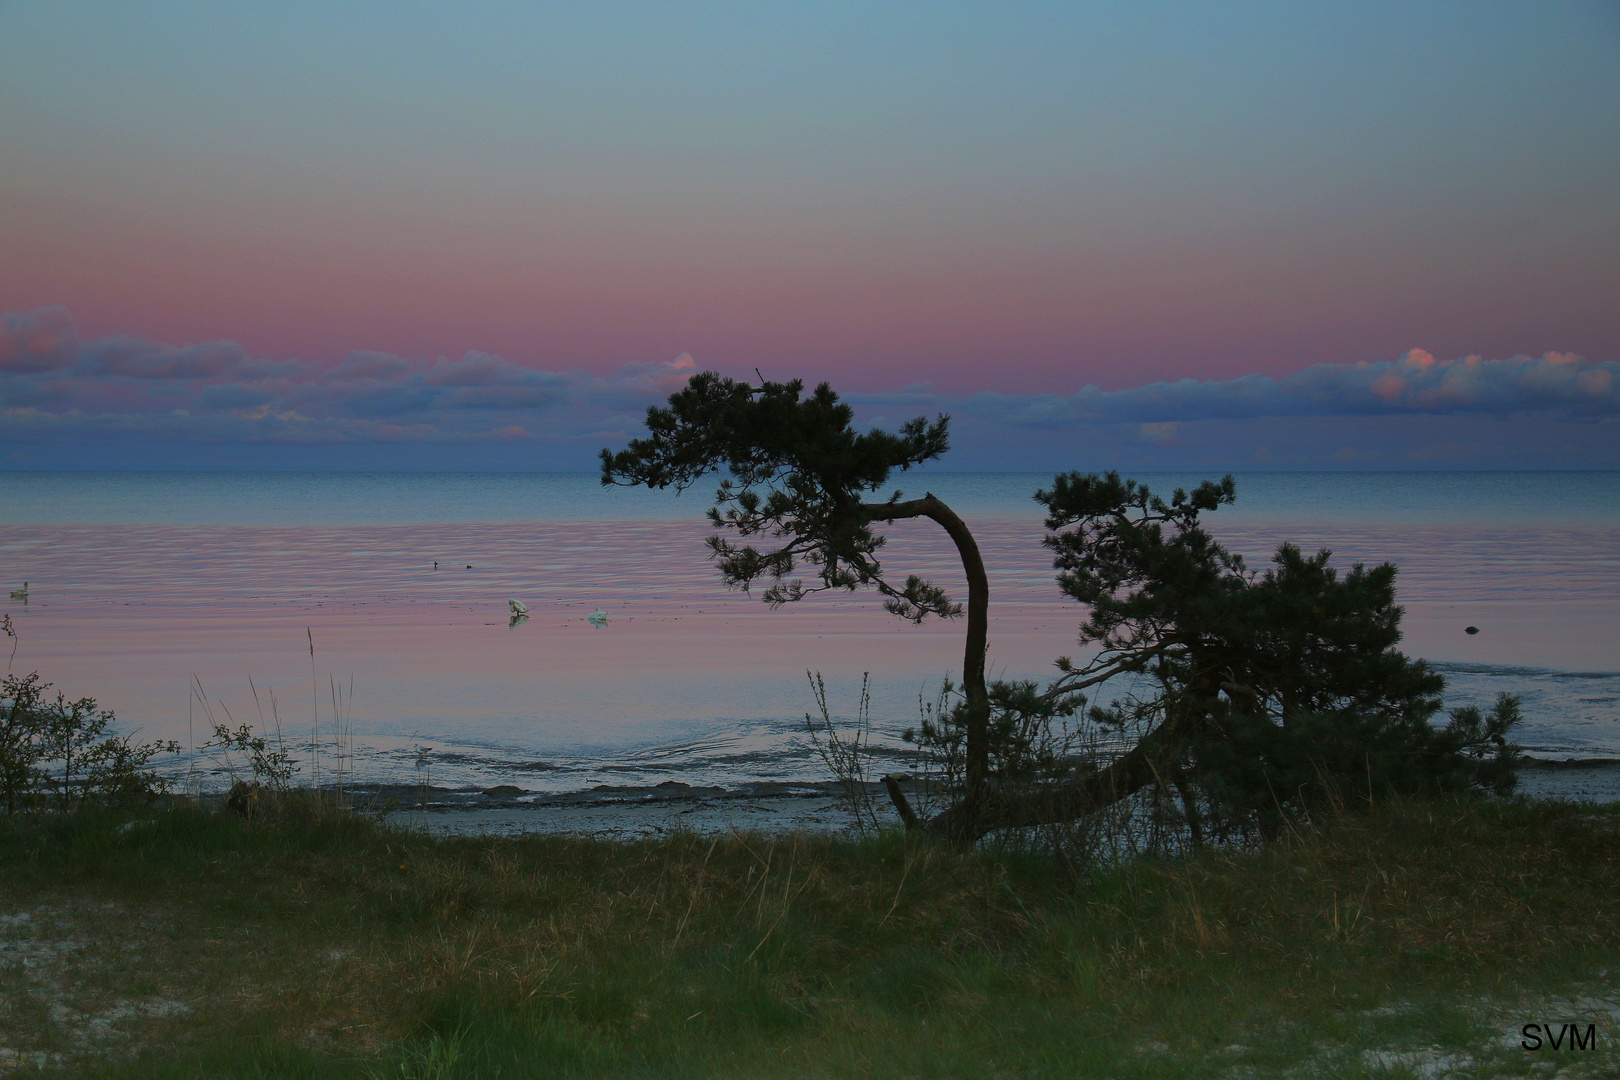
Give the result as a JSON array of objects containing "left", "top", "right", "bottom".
[{"left": 2, "top": 1, "right": 1617, "bottom": 469}]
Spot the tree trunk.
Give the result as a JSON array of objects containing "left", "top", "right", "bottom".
[
  {"left": 919, "top": 706, "right": 1199, "bottom": 845},
  {"left": 862, "top": 495, "right": 1200, "bottom": 847},
  {"left": 863, "top": 494, "right": 990, "bottom": 828}
]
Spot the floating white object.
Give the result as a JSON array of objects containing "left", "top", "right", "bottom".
[
  {"left": 508, "top": 598, "right": 530, "bottom": 629},
  {"left": 587, "top": 608, "right": 608, "bottom": 627},
  {"left": 7, "top": 582, "right": 26, "bottom": 601}
]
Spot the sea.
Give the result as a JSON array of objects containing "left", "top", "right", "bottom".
[{"left": 2, "top": 470, "right": 1617, "bottom": 796}]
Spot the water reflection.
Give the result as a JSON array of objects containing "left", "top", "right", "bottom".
[{"left": 1, "top": 515, "right": 1615, "bottom": 789}]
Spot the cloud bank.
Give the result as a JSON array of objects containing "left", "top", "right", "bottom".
[
  {"left": 1, "top": 306, "right": 696, "bottom": 446},
  {"left": 852, "top": 347, "right": 1617, "bottom": 426},
  {"left": 3, "top": 306, "right": 1615, "bottom": 469}
]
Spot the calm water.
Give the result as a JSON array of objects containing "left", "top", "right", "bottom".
[
  {"left": 2, "top": 471, "right": 1616, "bottom": 793},
  {"left": 6, "top": 469, "right": 1620, "bottom": 526}
]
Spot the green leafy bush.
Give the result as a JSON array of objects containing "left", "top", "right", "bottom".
[{"left": 0, "top": 672, "right": 180, "bottom": 813}]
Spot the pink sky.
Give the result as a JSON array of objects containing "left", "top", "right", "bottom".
[
  {"left": 2, "top": 3, "right": 1617, "bottom": 467},
  {"left": 5, "top": 183, "right": 1613, "bottom": 397},
  {"left": 5, "top": 3, "right": 1618, "bottom": 397}
]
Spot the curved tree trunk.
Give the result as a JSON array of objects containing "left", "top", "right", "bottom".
[
  {"left": 918, "top": 707, "right": 1198, "bottom": 845},
  {"left": 862, "top": 494, "right": 990, "bottom": 831},
  {"left": 862, "top": 494, "right": 1199, "bottom": 847}
]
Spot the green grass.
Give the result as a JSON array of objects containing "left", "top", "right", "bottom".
[{"left": 1, "top": 797, "right": 1617, "bottom": 1078}]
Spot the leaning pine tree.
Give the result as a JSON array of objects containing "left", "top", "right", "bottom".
[
  {"left": 603, "top": 374, "right": 1522, "bottom": 845},
  {"left": 599, "top": 373, "right": 996, "bottom": 825},
  {"left": 919, "top": 471, "right": 1523, "bottom": 843}
]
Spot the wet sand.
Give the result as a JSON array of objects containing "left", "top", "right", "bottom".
[
  {"left": 360, "top": 778, "right": 904, "bottom": 840},
  {"left": 369, "top": 758, "right": 1620, "bottom": 840},
  {"left": 383, "top": 790, "right": 877, "bottom": 840},
  {"left": 1515, "top": 757, "right": 1620, "bottom": 804}
]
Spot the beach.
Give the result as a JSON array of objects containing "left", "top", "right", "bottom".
[{"left": 368, "top": 757, "right": 1620, "bottom": 840}]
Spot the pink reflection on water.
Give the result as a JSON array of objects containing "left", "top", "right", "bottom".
[
  {"left": 1, "top": 521, "right": 1071, "bottom": 766},
  {"left": 2, "top": 516, "right": 1615, "bottom": 785}
]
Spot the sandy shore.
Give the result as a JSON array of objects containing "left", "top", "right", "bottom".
[
  {"left": 372, "top": 779, "right": 900, "bottom": 840},
  {"left": 367, "top": 758, "right": 1620, "bottom": 840},
  {"left": 1514, "top": 757, "right": 1620, "bottom": 803},
  {"left": 383, "top": 790, "right": 871, "bottom": 840}
]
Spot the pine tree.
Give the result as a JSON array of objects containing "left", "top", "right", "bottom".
[
  {"left": 599, "top": 372, "right": 997, "bottom": 823},
  {"left": 604, "top": 378, "right": 1522, "bottom": 845},
  {"left": 920, "top": 471, "right": 1522, "bottom": 842}
]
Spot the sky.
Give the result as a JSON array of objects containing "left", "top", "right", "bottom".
[{"left": 2, "top": 0, "right": 1617, "bottom": 471}]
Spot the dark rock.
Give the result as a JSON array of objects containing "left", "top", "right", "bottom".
[{"left": 225, "top": 780, "right": 263, "bottom": 819}]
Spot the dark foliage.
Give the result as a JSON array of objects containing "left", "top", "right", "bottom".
[
  {"left": 603, "top": 373, "right": 1009, "bottom": 825},
  {"left": 0, "top": 672, "right": 180, "bottom": 813},
  {"left": 1016, "top": 470, "right": 1522, "bottom": 839},
  {"left": 601, "top": 371, "right": 956, "bottom": 618},
  {"left": 604, "top": 383, "right": 1521, "bottom": 844},
  {"left": 905, "top": 676, "right": 1084, "bottom": 791}
]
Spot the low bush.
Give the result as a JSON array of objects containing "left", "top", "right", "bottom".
[{"left": 0, "top": 672, "right": 180, "bottom": 814}]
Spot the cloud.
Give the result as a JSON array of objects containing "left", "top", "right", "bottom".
[
  {"left": 1138, "top": 421, "right": 1179, "bottom": 445},
  {"left": 859, "top": 347, "right": 1619, "bottom": 428},
  {"left": 0, "top": 306, "right": 77, "bottom": 373},
  {"left": 2, "top": 307, "right": 1613, "bottom": 471},
  {"left": 196, "top": 383, "right": 281, "bottom": 410},
  {"left": 332, "top": 351, "right": 414, "bottom": 380},
  {"left": 1, "top": 309, "right": 304, "bottom": 383},
  {"left": 422, "top": 350, "right": 559, "bottom": 389},
  {"left": 0, "top": 306, "right": 701, "bottom": 445}
]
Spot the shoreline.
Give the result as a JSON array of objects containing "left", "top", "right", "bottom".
[
  {"left": 362, "top": 778, "right": 888, "bottom": 840},
  {"left": 304, "top": 757, "right": 1620, "bottom": 839}
]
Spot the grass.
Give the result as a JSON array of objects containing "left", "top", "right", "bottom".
[{"left": 1, "top": 796, "right": 1617, "bottom": 1078}]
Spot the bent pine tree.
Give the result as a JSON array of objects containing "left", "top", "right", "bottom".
[
  {"left": 602, "top": 378, "right": 1521, "bottom": 845},
  {"left": 600, "top": 373, "right": 999, "bottom": 829},
  {"left": 915, "top": 471, "right": 1522, "bottom": 844}
]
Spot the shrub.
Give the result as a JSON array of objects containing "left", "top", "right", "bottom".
[{"left": 0, "top": 672, "right": 180, "bottom": 813}]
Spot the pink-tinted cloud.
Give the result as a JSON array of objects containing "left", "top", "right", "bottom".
[
  {"left": 1, "top": 306, "right": 698, "bottom": 443},
  {"left": 0, "top": 306, "right": 78, "bottom": 373},
  {"left": 3, "top": 308, "right": 1615, "bottom": 472},
  {"left": 883, "top": 348, "right": 1620, "bottom": 427}
]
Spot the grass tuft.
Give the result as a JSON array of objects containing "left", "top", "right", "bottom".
[{"left": 1, "top": 796, "right": 1616, "bottom": 1077}]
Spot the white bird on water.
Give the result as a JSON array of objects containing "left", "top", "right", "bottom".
[
  {"left": 508, "top": 599, "right": 528, "bottom": 616},
  {"left": 587, "top": 608, "right": 608, "bottom": 627},
  {"left": 8, "top": 582, "right": 26, "bottom": 601}
]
